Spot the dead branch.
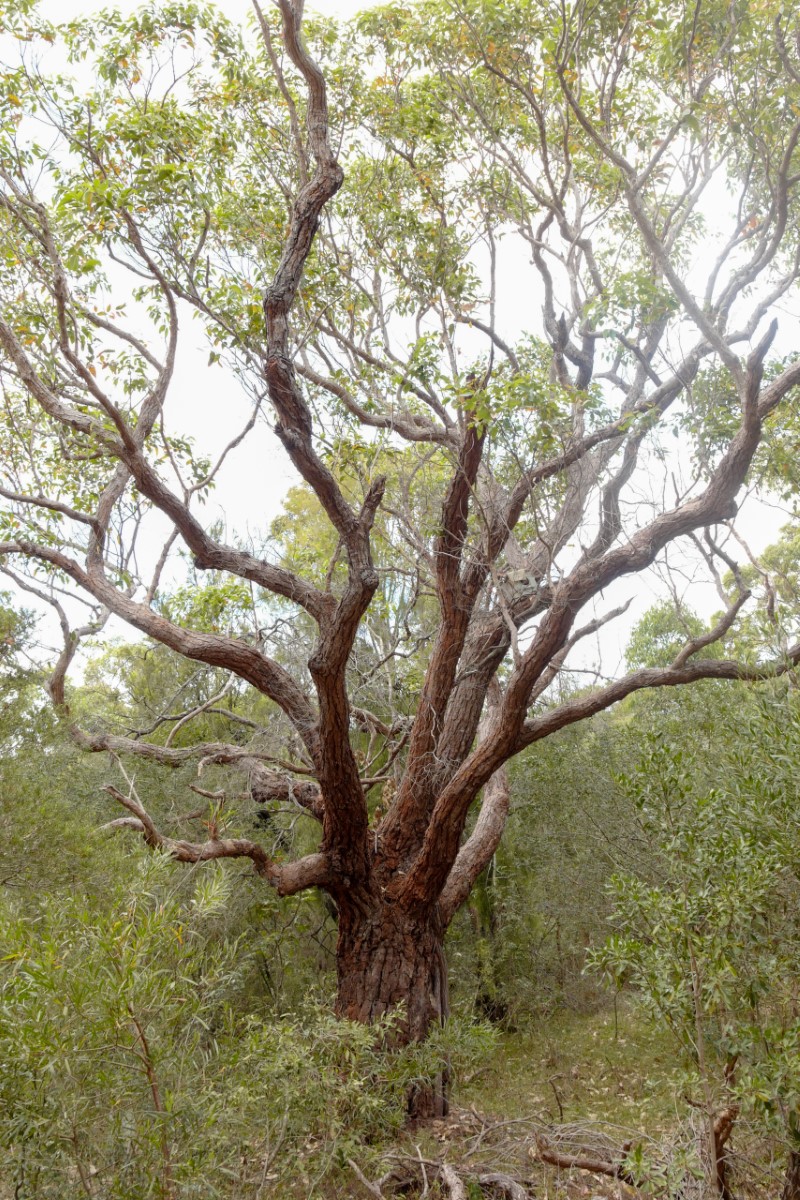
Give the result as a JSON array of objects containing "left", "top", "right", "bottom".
[
  {"left": 440, "top": 1163, "right": 468, "bottom": 1200},
  {"left": 713, "top": 1105, "right": 739, "bottom": 1200},
  {"left": 532, "top": 1134, "right": 639, "bottom": 1188},
  {"left": 347, "top": 1158, "right": 386, "bottom": 1199},
  {"left": 474, "top": 1172, "right": 530, "bottom": 1200}
]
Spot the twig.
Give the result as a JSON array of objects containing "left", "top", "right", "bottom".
[
  {"left": 128, "top": 1006, "right": 176, "bottom": 1200},
  {"left": 415, "top": 1143, "right": 429, "bottom": 1197},
  {"left": 547, "top": 1075, "right": 565, "bottom": 1123}
]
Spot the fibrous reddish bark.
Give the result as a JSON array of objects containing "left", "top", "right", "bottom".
[
  {"left": 335, "top": 898, "right": 450, "bottom": 1115},
  {"left": 336, "top": 906, "right": 447, "bottom": 1036}
]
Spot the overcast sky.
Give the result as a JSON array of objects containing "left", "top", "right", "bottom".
[{"left": 37, "top": 0, "right": 378, "bottom": 21}]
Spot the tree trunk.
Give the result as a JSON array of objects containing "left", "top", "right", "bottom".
[
  {"left": 335, "top": 902, "right": 450, "bottom": 1118},
  {"left": 782, "top": 1149, "right": 800, "bottom": 1200}
]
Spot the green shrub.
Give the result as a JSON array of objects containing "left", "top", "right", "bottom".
[
  {"left": 0, "top": 848, "right": 494, "bottom": 1198},
  {"left": 589, "top": 696, "right": 800, "bottom": 1179}
]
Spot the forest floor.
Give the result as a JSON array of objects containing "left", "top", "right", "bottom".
[
  {"left": 339, "top": 1002, "right": 783, "bottom": 1199},
  {"left": 341, "top": 1003, "right": 687, "bottom": 1199},
  {"left": 460, "top": 1001, "right": 680, "bottom": 1132}
]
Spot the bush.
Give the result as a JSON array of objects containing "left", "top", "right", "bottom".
[
  {"left": 589, "top": 694, "right": 800, "bottom": 1188},
  {"left": 0, "top": 847, "right": 494, "bottom": 1198}
]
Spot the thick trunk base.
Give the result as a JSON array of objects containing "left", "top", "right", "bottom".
[{"left": 335, "top": 904, "right": 449, "bottom": 1118}]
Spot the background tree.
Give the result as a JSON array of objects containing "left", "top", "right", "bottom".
[{"left": 2, "top": 0, "right": 800, "bottom": 1117}]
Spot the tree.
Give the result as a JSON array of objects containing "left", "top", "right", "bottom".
[{"left": 2, "top": 0, "right": 800, "bottom": 1116}]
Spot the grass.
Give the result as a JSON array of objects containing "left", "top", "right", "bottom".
[
  {"left": 332, "top": 1001, "right": 690, "bottom": 1200},
  {"left": 457, "top": 999, "right": 684, "bottom": 1136}
]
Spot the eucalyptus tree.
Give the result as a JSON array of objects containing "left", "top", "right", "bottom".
[{"left": 2, "top": 0, "right": 800, "bottom": 1115}]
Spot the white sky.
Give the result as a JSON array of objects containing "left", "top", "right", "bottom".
[{"left": 37, "top": 0, "right": 378, "bottom": 22}]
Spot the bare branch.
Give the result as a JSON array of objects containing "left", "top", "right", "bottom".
[
  {"left": 0, "top": 537, "right": 320, "bottom": 756},
  {"left": 440, "top": 683, "right": 509, "bottom": 925},
  {"left": 533, "top": 1136, "right": 637, "bottom": 1187},
  {"left": 103, "top": 785, "right": 329, "bottom": 897},
  {"left": 671, "top": 590, "right": 751, "bottom": 669}
]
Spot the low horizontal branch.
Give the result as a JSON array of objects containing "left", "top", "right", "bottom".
[{"left": 103, "top": 786, "right": 329, "bottom": 896}]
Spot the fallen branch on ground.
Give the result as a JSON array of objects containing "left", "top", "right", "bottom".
[
  {"left": 532, "top": 1133, "right": 639, "bottom": 1188},
  {"left": 347, "top": 1157, "right": 386, "bottom": 1199},
  {"left": 474, "top": 1170, "right": 530, "bottom": 1199},
  {"left": 440, "top": 1164, "right": 467, "bottom": 1200}
]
